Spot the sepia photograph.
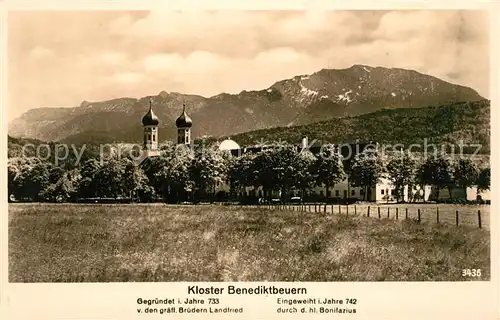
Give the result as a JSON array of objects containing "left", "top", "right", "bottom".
[{"left": 7, "top": 9, "right": 492, "bottom": 284}]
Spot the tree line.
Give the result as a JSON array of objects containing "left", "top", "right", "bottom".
[{"left": 7, "top": 141, "right": 491, "bottom": 204}]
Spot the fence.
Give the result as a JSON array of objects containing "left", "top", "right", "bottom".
[{"left": 253, "top": 203, "right": 488, "bottom": 229}]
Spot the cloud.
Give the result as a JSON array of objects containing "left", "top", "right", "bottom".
[
  {"left": 255, "top": 47, "right": 302, "bottom": 64},
  {"left": 97, "top": 51, "right": 129, "bottom": 65},
  {"left": 145, "top": 52, "right": 225, "bottom": 73},
  {"left": 143, "top": 53, "right": 183, "bottom": 72},
  {"left": 8, "top": 10, "right": 490, "bottom": 122},
  {"left": 29, "top": 46, "right": 55, "bottom": 59},
  {"left": 107, "top": 72, "right": 145, "bottom": 84}
]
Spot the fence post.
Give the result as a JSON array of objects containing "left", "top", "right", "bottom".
[
  {"left": 355, "top": 205, "right": 357, "bottom": 215},
  {"left": 346, "top": 204, "right": 349, "bottom": 215},
  {"left": 387, "top": 207, "right": 390, "bottom": 218},
  {"left": 478, "top": 210, "right": 482, "bottom": 229},
  {"left": 417, "top": 209, "right": 421, "bottom": 222},
  {"left": 405, "top": 207, "right": 408, "bottom": 220},
  {"left": 396, "top": 207, "right": 398, "bottom": 220},
  {"left": 436, "top": 207, "right": 439, "bottom": 224},
  {"left": 331, "top": 204, "right": 333, "bottom": 214},
  {"left": 324, "top": 203, "right": 327, "bottom": 213},
  {"left": 456, "top": 210, "right": 459, "bottom": 226},
  {"left": 314, "top": 204, "right": 317, "bottom": 213},
  {"left": 378, "top": 206, "right": 381, "bottom": 219},
  {"left": 339, "top": 203, "right": 341, "bottom": 215},
  {"left": 367, "top": 206, "right": 370, "bottom": 217}
]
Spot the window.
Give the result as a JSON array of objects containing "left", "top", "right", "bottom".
[
  {"left": 360, "top": 189, "right": 365, "bottom": 195},
  {"left": 335, "top": 190, "right": 340, "bottom": 197},
  {"left": 343, "top": 190, "right": 347, "bottom": 198},
  {"left": 327, "top": 190, "right": 331, "bottom": 197},
  {"left": 381, "top": 189, "right": 385, "bottom": 195},
  {"left": 320, "top": 190, "right": 324, "bottom": 196},
  {"left": 390, "top": 189, "right": 395, "bottom": 195},
  {"left": 351, "top": 189, "right": 355, "bottom": 196},
  {"left": 258, "top": 190, "right": 263, "bottom": 197},
  {"left": 152, "top": 134, "right": 155, "bottom": 142}
]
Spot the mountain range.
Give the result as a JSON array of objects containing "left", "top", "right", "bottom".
[{"left": 8, "top": 65, "right": 484, "bottom": 145}]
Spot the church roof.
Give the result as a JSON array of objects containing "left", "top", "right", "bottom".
[
  {"left": 176, "top": 103, "right": 192, "bottom": 128},
  {"left": 219, "top": 138, "right": 240, "bottom": 151},
  {"left": 142, "top": 99, "right": 159, "bottom": 126}
]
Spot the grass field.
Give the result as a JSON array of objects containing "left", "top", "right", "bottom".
[{"left": 9, "top": 203, "right": 490, "bottom": 282}]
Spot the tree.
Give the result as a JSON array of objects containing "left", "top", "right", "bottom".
[
  {"left": 93, "top": 159, "right": 125, "bottom": 198},
  {"left": 311, "top": 144, "right": 345, "bottom": 200},
  {"left": 348, "top": 151, "right": 385, "bottom": 201},
  {"left": 78, "top": 159, "right": 102, "bottom": 198},
  {"left": 477, "top": 167, "right": 490, "bottom": 191},
  {"left": 386, "top": 151, "right": 416, "bottom": 202},
  {"left": 155, "top": 144, "right": 195, "bottom": 202},
  {"left": 15, "top": 160, "right": 50, "bottom": 201},
  {"left": 227, "top": 153, "right": 256, "bottom": 200},
  {"left": 453, "top": 158, "right": 479, "bottom": 199},
  {"left": 41, "top": 169, "right": 82, "bottom": 202},
  {"left": 294, "top": 149, "right": 317, "bottom": 199},
  {"left": 8, "top": 157, "right": 24, "bottom": 199},
  {"left": 253, "top": 144, "right": 315, "bottom": 201},
  {"left": 252, "top": 149, "right": 276, "bottom": 200},
  {"left": 122, "top": 159, "right": 151, "bottom": 202},
  {"left": 416, "top": 153, "right": 453, "bottom": 201},
  {"left": 190, "top": 143, "right": 228, "bottom": 201},
  {"left": 48, "top": 165, "right": 65, "bottom": 184}
]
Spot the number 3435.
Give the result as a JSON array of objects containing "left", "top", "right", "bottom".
[{"left": 462, "top": 269, "right": 482, "bottom": 277}]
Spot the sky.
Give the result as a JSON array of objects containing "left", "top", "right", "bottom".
[{"left": 8, "top": 10, "right": 490, "bottom": 122}]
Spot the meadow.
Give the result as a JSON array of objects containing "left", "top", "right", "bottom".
[{"left": 9, "top": 203, "right": 490, "bottom": 282}]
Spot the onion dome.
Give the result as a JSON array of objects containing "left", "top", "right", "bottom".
[
  {"left": 176, "top": 103, "right": 192, "bottom": 128},
  {"left": 142, "top": 99, "right": 159, "bottom": 126}
]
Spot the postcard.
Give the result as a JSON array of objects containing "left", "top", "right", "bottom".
[{"left": 2, "top": 1, "right": 499, "bottom": 319}]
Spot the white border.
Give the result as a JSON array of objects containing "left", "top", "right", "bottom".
[{"left": 1, "top": 1, "right": 499, "bottom": 319}]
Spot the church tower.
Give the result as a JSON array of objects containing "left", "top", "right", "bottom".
[
  {"left": 141, "top": 98, "right": 160, "bottom": 157},
  {"left": 176, "top": 102, "right": 192, "bottom": 145}
]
